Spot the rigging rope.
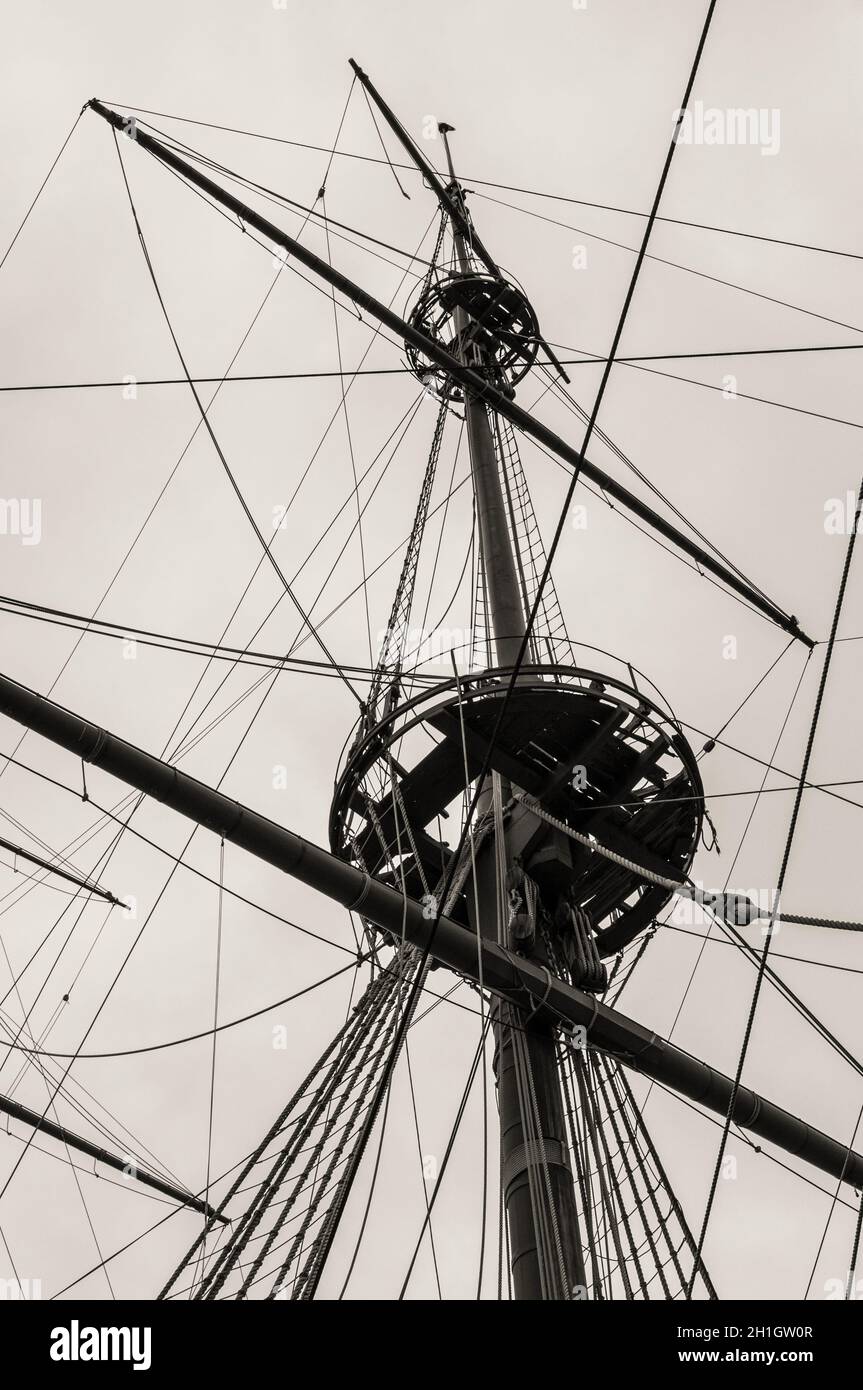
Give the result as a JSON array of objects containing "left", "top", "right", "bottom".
[
  {"left": 321, "top": 185, "right": 374, "bottom": 666},
  {"left": 415, "top": 0, "right": 721, "bottom": 1084},
  {"left": 0, "top": 110, "right": 84, "bottom": 273},
  {"left": 110, "top": 130, "right": 364, "bottom": 705},
  {"left": 97, "top": 102, "right": 863, "bottom": 261},
  {"left": 475, "top": 190, "right": 863, "bottom": 337},
  {"left": 397, "top": 1019, "right": 492, "bottom": 1299},
  {"left": 686, "top": 474, "right": 863, "bottom": 1297}
]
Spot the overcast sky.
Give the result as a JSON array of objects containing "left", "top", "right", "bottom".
[{"left": 0, "top": 0, "right": 861, "bottom": 1300}]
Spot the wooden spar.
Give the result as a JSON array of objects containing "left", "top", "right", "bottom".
[
  {"left": 85, "top": 99, "right": 813, "bottom": 648},
  {"left": 0, "top": 1088, "right": 226, "bottom": 1222},
  {"left": 0, "top": 832, "right": 119, "bottom": 904}
]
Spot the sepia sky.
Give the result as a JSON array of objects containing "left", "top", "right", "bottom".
[{"left": 0, "top": 0, "right": 861, "bottom": 1300}]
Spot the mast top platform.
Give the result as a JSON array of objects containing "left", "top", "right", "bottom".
[
  {"left": 405, "top": 268, "right": 540, "bottom": 401},
  {"left": 330, "top": 662, "right": 705, "bottom": 964}
]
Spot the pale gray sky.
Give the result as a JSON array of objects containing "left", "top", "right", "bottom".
[{"left": 0, "top": 0, "right": 861, "bottom": 1299}]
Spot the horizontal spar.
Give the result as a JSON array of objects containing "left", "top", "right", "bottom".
[
  {"left": 0, "top": 667, "right": 856, "bottom": 1186},
  {"left": 0, "top": 832, "right": 119, "bottom": 904},
  {"left": 86, "top": 100, "right": 813, "bottom": 647},
  {"left": 0, "top": 1090, "right": 225, "bottom": 1221}
]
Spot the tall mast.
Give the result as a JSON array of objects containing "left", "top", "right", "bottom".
[
  {"left": 37, "top": 91, "right": 850, "bottom": 1302},
  {"left": 437, "top": 123, "right": 584, "bottom": 1299},
  {"left": 439, "top": 129, "right": 524, "bottom": 669}
]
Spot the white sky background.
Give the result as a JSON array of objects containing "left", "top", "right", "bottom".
[{"left": 0, "top": 0, "right": 861, "bottom": 1300}]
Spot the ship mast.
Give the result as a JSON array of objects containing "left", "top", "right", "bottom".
[
  {"left": 436, "top": 119, "right": 584, "bottom": 1298},
  {"left": 3, "top": 80, "right": 856, "bottom": 1301},
  {"left": 438, "top": 127, "right": 525, "bottom": 670}
]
